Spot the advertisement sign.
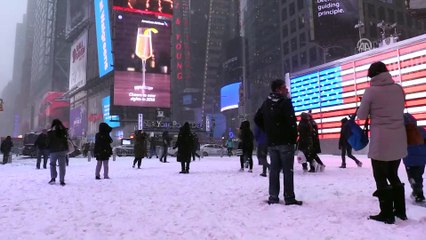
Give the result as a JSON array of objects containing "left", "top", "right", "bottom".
[
  {"left": 69, "top": 30, "right": 88, "bottom": 90},
  {"left": 113, "top": 12, "right": 171, "bottom": 108},
  {"left": 94, "top": 0, "right": 114, "bottom": 77},
  {"left": 113, "top": 0, "right": 174, "bottom": 16},
  {"left": 220, "top": 82, "right": 241, "bottom": 112},
  {"left": 66, "top": 0, "right": 90, "bottom": 34},
  {"left": 102, "top": 96, "right": 120, "bottom": 128},
  {"left": 312, "top": 0, "right": 359, "bottom": 43},
  {"left": 69, "top": 105, "right": 88, "bottom": 138}
]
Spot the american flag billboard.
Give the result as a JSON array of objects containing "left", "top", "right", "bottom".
[{"left": 290, "top": 34, "right": 426, "bottom": 139}]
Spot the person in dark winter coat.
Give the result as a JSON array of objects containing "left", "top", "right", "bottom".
[
  {"left": 159, "top": 131, "right": 171, "bottom": 163},
  {"left": 148, "top": 134, "right": 158, "bottom": 158},
  {"left": 191, "top": 133, "right": 201, "bottom": 161},
  {"left": 133, "top": 130, "right": 148, "bottom": 168},
  {"left": 309, "top": 113, "right": 326, "bottom": 171},
  {"left": 47, "top": 119, "right": 68, "bottom": 186},
  {"left": 34, "top": 129, "right": 49, "bottom": 169},
  {"left": 298, "top": 112, "right": 325, "bottom": 172},
  {"left": 239, "top": 120, "right": 254, "bottom": 172},
  {"left": 358, "top": 61, "right": 407, "bottom": 224},
  {"left": 402, "top": 113, "right": 426, "bottom": 203},
  {"left": 94, "top": 123, "right": 113, "bottom": 179},
  {"left": 254, "top": 79, "right": 302, "bottom": 206},
  {"left": 1, "top": 136, "right": 13, "bottom": 164},
  {"left": 174, "top": 122, "right": 194, "bottom": 173},
  {"left": 338, "top": 117, "right": 362, "bottom": 168},
  {"left": 254, "top": 125, "right": 269, "bottom": 177}
]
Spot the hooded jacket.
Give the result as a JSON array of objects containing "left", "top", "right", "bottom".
[
  {"left": 357, "top": 72, "right": 407, "bottom": 160},
  {"left": 94, "top": 123, "right": 113, "bottom": 160},
  {"left": 254, "top": 92, "right": 298, "bottom": 146}
]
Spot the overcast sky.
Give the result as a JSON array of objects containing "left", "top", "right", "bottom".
[{"left": 0, "top": 0, "right": 27, "bottom": 93}]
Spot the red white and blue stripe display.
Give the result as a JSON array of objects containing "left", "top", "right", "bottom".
[{"left": 290, "top": 34, "right": 426, "bottom": 139}]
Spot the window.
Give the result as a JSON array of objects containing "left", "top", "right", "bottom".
[
  {"left": 369, "top": 24, "right": 378, "bottom": 38},
  {"left": 299, "top": 33, "right": 306, "bottom": 47},
  {"left": 281, "top": 8, "right": 287, "bottom": 21},
  {"left": 367, "top": 4, "right": 375, "bottom": 18},
  {"left": 378, "top": 7, "right": 385, "bottom": 20},
  {"left": 290, "top": 20, "right": 296, "bottom": 33},
  {"left": 387, "top": 9, "right": 395, "bottom": 22},
  {"left": 283, "top": 41, "right": 289, "bottom": 55},
  {"left": 309, "top": 47, "right": 317, "bottom": 62},
  {"left": 300, "top": 51, "right": 307, "bottom": 65},
  {"left": 292, "top": 55, "right": 298, "bottom": 68},
  {"left": 297, "top": 0, "right": 304, "bottom": 10},
  {"left": 282, "top": 25, "right": 289, "bottom": 38},
  {"left": 289, "top": 2, "right": 295, "bottom": 16},
  {"left": 397, "top": 12, "right": 404, "bottom": 25},
  {"left": 291, "top": 37, "right": 297, "bottom": 51},
  {"left": 299, "top": 15, "right": 305, "bottom": 29}
]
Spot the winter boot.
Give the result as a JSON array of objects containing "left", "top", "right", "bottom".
[
  {"left": 369, "top": 187, "right": 395, "bottom": 224},
  {"left": 355, "top": 160, "right": 363, "bottom": 167},
  {"left": 392, "top": 184, "right": 407, "bottom": 220},
  {"left": 179, "top": 162, "right": 186, "bottom": 174},
  {"left": 339, "top": 163, "right": 346, "bottom": 168}
]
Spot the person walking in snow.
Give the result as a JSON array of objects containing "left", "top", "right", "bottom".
[
  {"left": 238, "top": 120, "right": 254, "bottom": 172},
  {"left": 159, "top": 131, "right": 171, "bottom": 163},
  {"left": 402, "top": 113, "right": 426, "bottom": 203},
  {"left": 174, "top": 122, "right": 194, "bottom": 174},
  {"left": 1, "top": 136, "right": 13, "bottom": 164},
  {"left": 94, "top": 123, "right": 113, "bottom": 179},
  {"left": 308, "top": 113, "right": 326, "bottom": 171},
  {"left": 358, "top": 61, "right": 407, "bottom": 224},
  {"left": 133, "top": 130, "right": 148, "bottom": 168},
  {"left": 338, "top": 117, "right": 362, "bottom": 168},
  {"left": 34, "top": 129, "right": 49, "bottom": 169},
  {"left": 254, "top": 79, "right": 302, "bottom": 205},
  {"left": 254, "top": 125, "right": 269, "bottom": 177},
  {"left": 298, "top": 112, "right": 325, "bottom": 172},
  {"left": 47, "top": 119, "right": 68, "bottom": 186}
]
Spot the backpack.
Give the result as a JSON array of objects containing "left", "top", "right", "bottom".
[
  {"left": 404, "top": 113, "right": 424, "bottom": 145},
  {"left": 347, "top": 116, "right": 369, "bottom": 151}
]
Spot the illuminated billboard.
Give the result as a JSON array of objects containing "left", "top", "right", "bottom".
[
  {"left": 113, "top": 0, "right": 173, "bottom": 17},
  {"left": 94, "top": 0, "right": 114, "bottom": 77},
  {"left": 102, "top": 96, "right": 120, "bottom": 128},
  {"left": 290, "top": 35, "right": 426, "bottom": 139},
  {"left": 220, "top": 82, "right": 241, "bottom": 112},
  {"left": 113, "top": 11, "right": 171, "bottom": 108},
  {"left": 69, "top": 30, "right": 88, "bottom": 90},
  {"left": 70, "top": 105, "right": 87, "bottom": 138},
  {"left": 312, "top": 0, "right": 359, "bottom": 43}
]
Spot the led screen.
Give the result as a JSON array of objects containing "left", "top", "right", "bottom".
[
  {"left": 69, "top": 105, "right": 87, "bottom": 138},
  {"left": 312, "top": 0, "right": 358, "bottom": 43},
  {"left": 290, "top": 37, "right": 426, "bottom": 139},
  {"left": 102, "top": 96, "right": 121, "bottom": 128},
  {"left": 113, "top": 11, "right": 171, "bottom": 108},
  {"left": 113, "top": 0, "right": 173, "bottom": 16},
  {"left": 220, "top": 82, "right": 240, "bottom": 112},
  {"left": 94, "top": 0, "right": 114, "bottom": 77}
]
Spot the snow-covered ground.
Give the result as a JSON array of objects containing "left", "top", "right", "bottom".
[{"left": 1, "top": 154, "right": 425, "bottom": 240}]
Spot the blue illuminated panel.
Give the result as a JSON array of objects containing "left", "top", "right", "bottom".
[
  {"left": 291, "top": 67, "right": 343, "bottom": 111},
  {"left": 220, "top": 82, "right": 241, "bottom": 112},
  {"left": 102, "top": 96, "right": 120, "bottom": 128},
  {"left": 94, "top": 0, "right": 114, "bottom": 77}
]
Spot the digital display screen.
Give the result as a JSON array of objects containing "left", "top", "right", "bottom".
[
  {"left": 113, "top": 11, "right": 171, "bottom": 108},
  {"left": 102, "top": 96, "right": 121, "bottom": 128},
  {"left": 312, "top": 0, "right": 358, "bottom": 43},
  {"left": 94, "top": 0, "right": 114, "bottom": 77},
  {"left": 113, "top": 0, "right": 173, "bottom": 16},
  {"left": 220, "top": 82, "right": 240, "bottom": 112}
]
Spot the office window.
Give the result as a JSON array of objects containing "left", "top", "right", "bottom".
[
  {"left": 282, "top": 25, "right": 289, "bottom": 38},
  {"left": 299, "top": 15, "right": 305, "bottom": 29},
  {"left": 299, "top": 33, "right": 306, "bottom": 47},
  {"left": 297, "top": 0, "right": 304, "bottom": 10},
  {"left": 282, "top": 0, "right": 287, "bottom": 4},
  {"left": 292, "top": 55, "right": 298, "bottom": 68},
  {"left": 289, "top": 2, "right": 295, "bottom": 16},
  {"left": 378, "top": 7, "right": 385, "bottom": 20},
  {"left": 369, "top": 23, "right": 378, "bottom": 38},
  {"left": 291, "top": 37, "right": 297, "bottom": 51},
  {"left": 407, "top": 16, "right": 412, "bottom": 28},
  {"left": 309, "top": 47, "right": 317, "bottom": 62},
  {"left": 291, "top": 20, "right": 296, "bottom": 32},
  {"left": 283, "top": 41, "right": 289, "bottom": 55},
  {"left": 387, "top": 9, "right": 395, "bottom": 22},
  {"left": 367, "top": 4, "right": 375, "bottom": 18},
  {"left": 282, "top": 8, "right": 287, "bottom": 21},
  {"left": 397, "top": 12, "right": 404, "bottom": 25},
  {"left": 300, "top": 51, "right": 307, "bottom": 65}
]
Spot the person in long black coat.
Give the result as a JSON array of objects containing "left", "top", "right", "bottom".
[
  {"left": 133, "top": 130, "right": 148, "bottom": 168},
  {"left": 309, "top": 114, "right": 326, "bottom": 171},
  {"left": 174, "top": 122, "right": 194, "bottom": 173},
  {"left": 1, "top": 136, "right": 13, "bottom": 164},
  {"left": 297, "top": 112, "right": 316, "bottom": 172},
  {"left": 159, "top": 131, "right": 171, "bottom": 163},
  {"left": 239, "top": 120, "right": 254, "bottom": 172},
  {"left": 338, "top": 117, "right": 362, "bottom": 168},
  {"left": 94, "top": 123, "right": 113, "bottom": 179}
]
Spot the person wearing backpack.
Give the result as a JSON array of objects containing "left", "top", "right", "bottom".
[
  {"left": 357, "top": 61, "right": 407, "bottom": 224},
  {"left": 338, "top": 118, "right": 362, "bottom": 168},
  {"left": 402, "top": 113, "right": 426, "bottom": 203},
  {"left": 35, "top": 129, "right": 49, "bottom": 169}
]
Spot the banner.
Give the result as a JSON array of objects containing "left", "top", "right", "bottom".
[{"left": 69, "top": 30, "right": 88, "bottom": 90}]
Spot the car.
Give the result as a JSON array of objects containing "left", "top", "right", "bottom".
[
  {"left": 200, "top": 144, "right": 226, "bottom": 157},
  {"left": 113, "top": 145, "right": 134, "bottom": 157}
]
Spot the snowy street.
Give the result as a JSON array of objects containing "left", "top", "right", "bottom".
[{"left": 1, "top": 154, "right": 426, "bottom": 240}]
